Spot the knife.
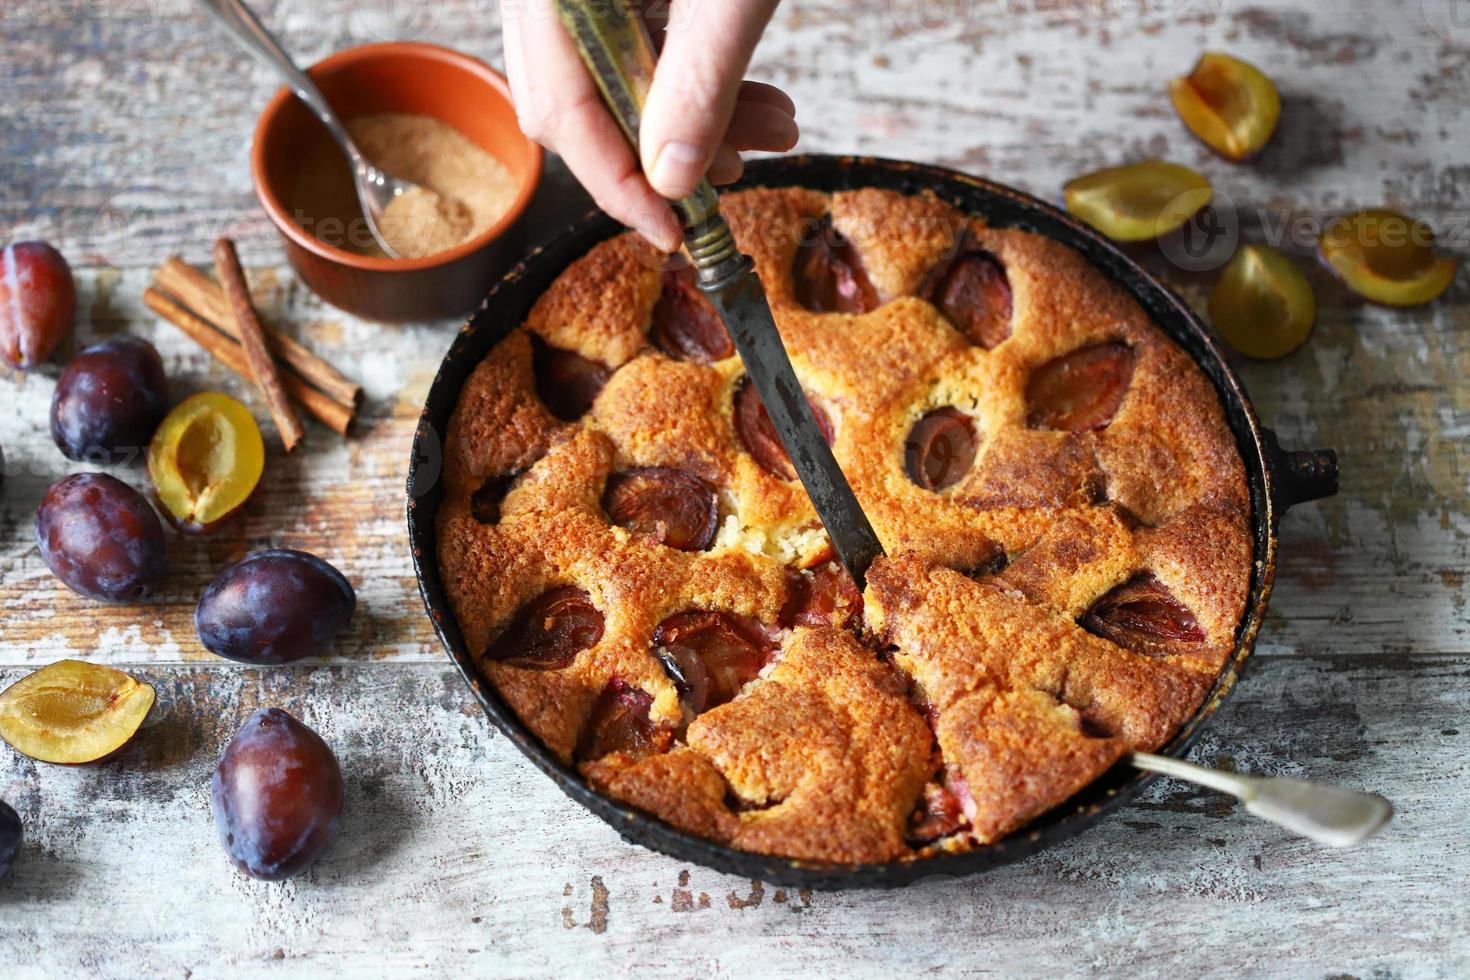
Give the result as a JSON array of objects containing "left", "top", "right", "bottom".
[{"left": 552, "top": 0, "right": 886, "bottom": 588}]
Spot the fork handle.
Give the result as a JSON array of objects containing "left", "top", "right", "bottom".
[{"left": 1130, "top": 752, "right": 1393, "bottom": 848}]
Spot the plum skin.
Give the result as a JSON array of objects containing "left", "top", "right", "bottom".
[
  {"left": 0, "top": 241, "right": 75, "bottom": 369},
  {"left": 36, "top": 473, "right": 168, "bottom": 602},
  {"left": 50, "top": 335, "right": 169, "bottom": 462},
  {"left": 195, "top": 550, "right": 356, "bottom": 665},
  {"left": 212, "top": 708, "right": 343, "bottom": 881},
  {"left": 0, "top": 799, "right": 21, "bottom": 879}
]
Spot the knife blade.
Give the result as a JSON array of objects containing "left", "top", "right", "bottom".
[
  {"left": 702, "top": 258, "right": 886, "bottom": 587},
  {"left": 553, "top": 0, "right": 886, "bottom": 586}
]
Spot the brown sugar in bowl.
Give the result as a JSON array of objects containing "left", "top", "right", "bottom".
[{"left": 251, "top": 42, "right": 542, "bottom": 322}]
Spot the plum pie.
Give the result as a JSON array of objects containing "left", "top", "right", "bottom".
[{"left": 436, "top": 187, "right": 1251, "bottom": 863}]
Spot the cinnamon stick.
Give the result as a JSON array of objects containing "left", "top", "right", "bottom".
[
  {"left": 154, "top": 256, "right": 361, "bottom": 409},
  {"left": 212, "top": 239, "right": 305, "bottom": 452},
  {"left": 144, "top": 288, "right": 354, "bottom": 436}
]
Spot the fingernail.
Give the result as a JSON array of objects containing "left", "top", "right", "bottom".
[
  {"left": 634, "top": 216, "right": 680, "bottom": 253},
  {"left": 650, "top": 141, "right": 705, "bottom": 197}
]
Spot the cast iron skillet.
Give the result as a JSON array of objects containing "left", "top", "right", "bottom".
[{"left": 407, "top": 155, "right": 1339, "bottom": 890}]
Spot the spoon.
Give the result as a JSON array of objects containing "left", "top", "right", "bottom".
[
  {"left": 1129, "top": 752, "right": 1393, "bottom": 847},
  {"left": 196, "top": 0, "right": 414, "bottom": 258}
]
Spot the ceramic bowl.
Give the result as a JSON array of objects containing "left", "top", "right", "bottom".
[{"left": 251, "top": 42, "right": 542, "bottom": 322}]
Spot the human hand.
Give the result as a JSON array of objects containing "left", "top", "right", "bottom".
[{"left": 501, "top": 0, "right": 798, "bottom": 252}]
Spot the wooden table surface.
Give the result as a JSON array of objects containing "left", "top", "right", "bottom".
[{"left": 3, "top": 0, "right": 1467, "bottom": 975}]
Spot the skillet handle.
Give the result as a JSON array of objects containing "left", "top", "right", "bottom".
[{"left": 1263, "top": 427, "right": 1339, "bottom": 512}]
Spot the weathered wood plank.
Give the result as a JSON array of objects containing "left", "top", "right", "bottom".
[
  {"left": 5, "top": 2, "right": 1468, "bottom": 256},
  {"left": 1, "top": 0, "right": 1467, "bottom": 974},
  {"left": 0, "top": 656, "right": 1463, "bottom": 977}
]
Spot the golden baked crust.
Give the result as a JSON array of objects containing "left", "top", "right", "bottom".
[
  {"left": 436, "top": 186, "right": 1251, "bottom": 861},
  {"left": 586, "top": 628, "right": 932, "bottom": 863}
]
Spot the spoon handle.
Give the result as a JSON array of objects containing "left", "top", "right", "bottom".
[
  {"left": 1129, "top": 752, "right": 1393, "bottom": 848},
  {"left": 195, "top": 0, "right": 362, "bottom": 168}
]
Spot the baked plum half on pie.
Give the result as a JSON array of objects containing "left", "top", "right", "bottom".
[{"left": 437, "top": 186, "right": 1251, "bottom": 864}]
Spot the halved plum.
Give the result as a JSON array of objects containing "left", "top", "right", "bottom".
[
  {"left": 780, "top": 561, "right": 863, "bottom": 630},
  {"left": 603, "top": 467, "right": 719, "bottom": 551},
  {"left": 1064, "top": 162, "right": 1214, "bottom": 242},
  {"left": 733, "top": 376, "right": 834, "bottom": 481},
  {"left": 1318, "top": 209, "right": 1458, "bottom": 307},
  {"left": 792, "top": 216, "right": 880, "bottom": 314},
  {"left": 653, "top": 611, "right": 774, "bottom": 716},
  {"left": 927, "top": 246, "right": 1013, "bottom": 348},
  {"left": 904, "top": 407, "right": 979, "bottom": 491},
  {"left": 147, "top": 392, "right": 265, "bottom": 534},
  {"left": 907, "top": 775, "right": 971, "bottom": 846},
  {"left": 651, "top": 265, "right": 733, "bottom": 364},
  {"left": 576, "top": 679, "right": 673, "bottom": 762},
  {"left": 471, "top": 470, "right": 525, "bottom": 525},
  {"left": 531, "top": 336, "right": 611, "bottom": 420},
  {"left": 0, "top": 660, "right": 154, "bottom": 764},
  {"left": 1025, "top": 343, "right": 1136, "bottom": 432},
  {"left": 1170, "top": 52, "right": 1282, "bottom": 162},
  {"left": 484, "top": 586, "right": 604, "bottom": 670},
  {"left": 964, "top": 549, "right": 1012, "bottom": 580},
  {"left": 1210, "top": 244, "right": 1317, "bottom": 359},
  {"left": 1080, "top": 574, "right": 1206, "bottom": 655}
]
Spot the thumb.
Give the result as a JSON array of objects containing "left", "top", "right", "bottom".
[{"left": 639, "top": 0, "right": 780, "bottom": 200}]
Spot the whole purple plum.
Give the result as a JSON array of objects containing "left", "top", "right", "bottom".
[
  {"left": 50, "top": 335, "right": 168, "bottom": 462},
  {"left": 195, "top": 550, "right": 355, "bottom": 664},
  {"left": 0, "top": 800, "right": 21, "bottom": 880},
  {"left": 212, "top": 709, "right": 343, "bottom": 880},
  {"left": 36, "top": 473, "right": 167, "bottom": 601}
]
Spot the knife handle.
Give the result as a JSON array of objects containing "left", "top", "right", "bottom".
[
  {"left": 551, "top": 0, "right": 886, "bottom": 587},
  {"left": 552, "top": 0, "right": 744, "bottom": 283}
]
